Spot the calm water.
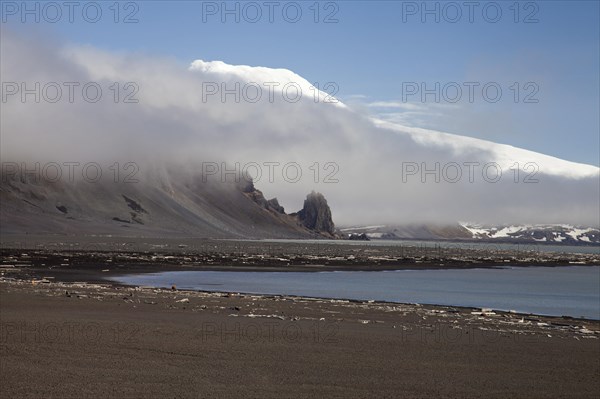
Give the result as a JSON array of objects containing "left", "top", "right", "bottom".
[{"left": 112, "top": 266, "right": 600, "bottom": 319}]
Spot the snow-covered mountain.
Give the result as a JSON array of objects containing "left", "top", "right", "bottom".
[
  {"left": 460, "top": 224, "right": 600, "bottom": 244},
  {"left": 339, "top": 224, "right": 600, "bottom": 245}
]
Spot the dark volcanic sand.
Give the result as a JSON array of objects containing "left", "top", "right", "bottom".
[
  {"left": 1, "top": 279, "right": 599, "bottom": 398},
  {"left": 1, "top": 239, "right": 599, "bottom": 398}
]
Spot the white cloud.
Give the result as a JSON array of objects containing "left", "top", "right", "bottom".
[
  {"left": 361, "top": 100, "right": 463, "bottom": 129},
  {"left": 1, "top": 28, "right": 598, "bottom": 226},
  {"left": 367, "top": 101, "right": 425, "bottom": 111}
]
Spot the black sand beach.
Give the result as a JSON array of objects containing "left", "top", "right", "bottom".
[
  {"left": 1, "top": 278, "right": 599, "bottom": 398},
  {"left": 1, "top": 239, "right": 599, "bottom": 398}
]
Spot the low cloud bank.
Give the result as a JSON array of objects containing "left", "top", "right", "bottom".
[{"left": 1, "top": 29, "right": 598, "bottom": 226}]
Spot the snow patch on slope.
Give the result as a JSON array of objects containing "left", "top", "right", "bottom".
[{"left": 565, "top": 227, "right": 595, "bottom": 241}]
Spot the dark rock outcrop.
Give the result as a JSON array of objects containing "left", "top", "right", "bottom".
[
  {"left": 246, "top": 189, "right": 269, "bottom": 208},
  {"left": 240, "top": 179, "right": 336, "bottom": 237},
  {"left": 348, "top": 233, "right": 370, "bottom": 241},
  {"left": 266, "top": 198, "right": 285, "bottom": 214},
  {"left": 122, "top": 195, "right": 147, "bottom": 214},
  {"left": 240, "top": 178, "right": 285, "bottom": 214},
  {"left": 295, "top": 191, "right": 335, "bottom": 236}
]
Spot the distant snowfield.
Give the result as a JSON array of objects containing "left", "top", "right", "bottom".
[
  {"left": 338, "top": 223, "right": 600, "bottom": 244},
  {"left": 459, "top": 223, "right": 599, "bottom": 244}
]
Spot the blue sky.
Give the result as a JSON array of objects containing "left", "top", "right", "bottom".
[{"left": 3, "top": 0, "right": 599, "bottom": 165}]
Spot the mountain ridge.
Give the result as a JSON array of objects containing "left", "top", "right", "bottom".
[
  {"left": 339, "top": 223, "right": 600, "bottom": 245},
  {"left": 0, "top": 167, "right": 335, "bottom": 239}
]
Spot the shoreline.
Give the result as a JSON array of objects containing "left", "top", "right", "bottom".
[
  {"left": 116, "top": 284, "right": 600, "bottom": 323},
  {"left": 8, "top": 274, "right": 597, "bottom": 323},
  {"left": 4, "top": 276, "right": 600, "bottom": 326},
  {"left": 2, "top": 243, "right": 598, "bottom": 322},
  {"left": 3, "top": 263, "right": 599, "bottom": 322}
]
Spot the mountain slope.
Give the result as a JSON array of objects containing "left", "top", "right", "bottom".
[{"left": 0, "top": 168, "right": 334, "bottom": 238}]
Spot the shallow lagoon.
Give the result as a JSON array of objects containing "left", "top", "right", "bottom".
[{"left": 112, "top": 266, "right": 600, "bottom": 319}]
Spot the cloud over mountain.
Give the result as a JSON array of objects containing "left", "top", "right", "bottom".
[{"left": 1, "top": 28, "right": 598, "bottom": 226}]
